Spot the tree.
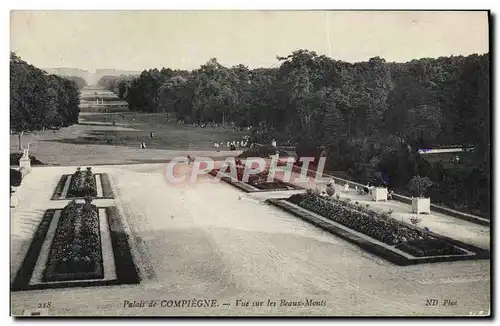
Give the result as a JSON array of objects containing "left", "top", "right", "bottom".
[
  {"left": 407, "top": 176, "right": 433, "bottom": 197},
  {"left": 66, "top": 76, "right": 87, "bottom": 89},
  {"left": 10, "top": 52, "right": 80, "bottom": 149},
  {"left": 114, "top": 49, "right": 489, "bottom": 217},
  {"left": 403, "top": 104, "right": 442, "bottom": 149}
]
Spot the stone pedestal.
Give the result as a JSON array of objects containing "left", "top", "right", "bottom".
[
  {"left": 19, "top": 155, "right": 30, "bottom": 168},
  {"left": 19, "top": 147, "right": 31, "bottom": 177},
  {"left": 372, "top": 187, "right": 388, "bottom": 202},
  {"left": 10, "top": 192, "right": 18, "bottom": 208},
  {"left": 412, "top": 197, "right": 431, "bottom": 214}
]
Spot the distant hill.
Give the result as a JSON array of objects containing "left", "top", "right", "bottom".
[
  {"left": 42, "top": 68, "right": 141, "bottom": 85},
  {"left": 43, "top": 67, "right": 91, "bottom": 82},
  {"left": 95, "top": 69, "right": 141, "bottom": 76},
  {"left": 94, "top": 69, "right": 141, "bottom": 86}
]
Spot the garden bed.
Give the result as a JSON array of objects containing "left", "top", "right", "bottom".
[
  {"left": 267, "top": 192, "right": 489, "bottom": 265},
  {"left": 11, "top": 206, "right": 139, "bottom": 291},
  {"left": 67, "top": 167, "right": 97, "bottom": 198},
  {"left": 43, "top": 200, "right": 104, "bottom": 282},
  {"left": 209, "top": 166, "right": 303, "bottom": 193},
  {"left": 51, "top": 172, "right": 114, "bottom": 200}
]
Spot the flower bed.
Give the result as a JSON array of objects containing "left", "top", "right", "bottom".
[
  {"left": 234, "top": 166, "right": 289, "bottom": 190},
  {"left": 211, "top": 162, "right": 302, "bottom": 192},
  {"left": 12, "top": 205, "right": 139, "bottom": 291},
  {"left": 396, "top": 238, "right": 467, "bottom": 257},
  {"left": 67, "top": 167, "right": 97, "bottom": 198},
  {"left": 287, "top": 191, "right": 466, "bottom": 257},
  {"left": 53, "top": 172, "right": 114, "bottom": 200},
  {"left": 43, "top": 198, "right": 103, "bottom": 282}
]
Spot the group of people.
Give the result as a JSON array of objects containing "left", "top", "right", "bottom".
[
  {"left": 214, "top": 139, "right": 250, "bottom": 151},
  {"left": 354, "top": 182, "right": 394, "bottom": 200}
]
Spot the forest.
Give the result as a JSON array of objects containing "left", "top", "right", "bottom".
[
  {"left": 98, "top": 50, "right": 490, "bottom": 217},
  {"left": 10, "top": 52, "right": 83, "bottom": 134}
]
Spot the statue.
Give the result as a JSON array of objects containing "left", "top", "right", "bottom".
[
  {"left": 22, "top": 144, "right": 30, "bottom": 158},
  {"left": 19, "top": 144, "right": 31, "bottom": 174}
]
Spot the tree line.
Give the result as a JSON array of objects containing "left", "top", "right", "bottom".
[
  {"left": 98, "top": 51, "right": 488, "bottom": 150},
  {"left": 10, "top": 52, "right": 83, "bottom": 135},
  {"left": 98, "top": 50, "right": 490, "bottom": 217}
]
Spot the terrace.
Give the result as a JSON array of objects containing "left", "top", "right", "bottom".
[{"left": 10, "top": 163, "right": 490, "bottom": 316}]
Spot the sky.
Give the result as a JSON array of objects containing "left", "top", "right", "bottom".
[{"left": 10, "top": 10, "right": 489, "bottom": 72}]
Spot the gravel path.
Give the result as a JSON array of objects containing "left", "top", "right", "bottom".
[{"left": 10, "top": 164, "right": 490, "bottom": 316}]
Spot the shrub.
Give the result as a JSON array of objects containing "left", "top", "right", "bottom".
[
  {"left": 409, "top": 216, "right": 422, "bottom": 226},
  {"left": 10, "top": 152, "right": 44, "bottom": 166},
  {"left": 237, "top": 145, "right": 288, "bottom": 159},
  {"left": 295, "top": 140, "right": 321, "bottom": 165},
  {"left": 407, "top": 175, "right": 433, "bottom": 197},
  {"left": 10, "top": 169, "right": 22, "bottom": 187}
]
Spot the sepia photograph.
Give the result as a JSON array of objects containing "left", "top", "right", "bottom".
[{"left": 9, "top": 9, "right": 491, "bottom": 317}]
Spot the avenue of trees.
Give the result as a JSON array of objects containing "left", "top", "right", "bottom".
[
  {"left": 98, "top": 50, "right": 490, "bottom": 217},
  {"left": 10, "top": 52, "right": 82, "bottom": 137},
  {"left": 66, "top": 76, "right": 88, "bottom": 90}
]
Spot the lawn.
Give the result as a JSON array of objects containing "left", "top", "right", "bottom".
[
  {"left": 420, "top": 151, "right": 477, "bottom": 169},
  {"left": 10, "top": 112, "right": 248, "bottom": 166},
  {"left": 76, "top": 112, "right": 249, "bottom": 150}
]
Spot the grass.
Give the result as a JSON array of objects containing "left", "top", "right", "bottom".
[
  {"left": 51, "top": 175, "right": 68, "bottom": 200},
  {"left": 420, "top": 151, "right": 477, "bottom": 169},
  {"left": 100, "top": 174, "right": 115, "bottom": 198},
  {"left": 10, "top": 112, "right": 248, "bottom": 165},
  {"left": 11, "top": 210, "right": 55, "bottom": 291},
  {"left": 106, "top": 206, "right": 140, "bottom": 284},
  {"left": 77, "top": 112, "right": 249, "bottom": 149}
]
